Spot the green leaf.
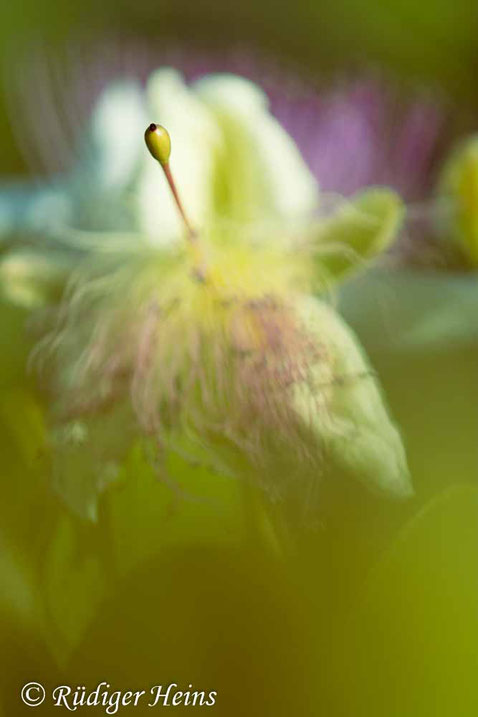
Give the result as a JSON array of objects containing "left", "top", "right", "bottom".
[
  {"left": 0, "top": 299, "right": 31, "bottom": 387},
  {"left": 335, "top": 484, "right": 478, "bottom": 717},
  {"left": 105, "top": 438, "right": 247, "bottom": 577},
  {"left": 43, "top": 513, "right": 107, "bottom": 663},
  {"left": 0, "top": 386, "right": 45, "bottom": 468},
  {"left": 0, "top": 534, "right": 39, "bottom": 630},
  {"left": 312, "top": 188, "right": 404, "bottom": 283},
  {"left": 438, "top": 135, "right": 478, "bottom": 266},
  {"left": 0, "top": 387, "right": 58, "bottom": 563},
  {"left": 50, "top": 402, "right": 137, "bottom": 522},
  {"left": 69, "top": 543, "right": 315, "bottom": 716}
]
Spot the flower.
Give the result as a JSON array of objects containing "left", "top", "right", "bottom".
[{"left": 1, "top": 64, "right": 412, "bottom": 517}]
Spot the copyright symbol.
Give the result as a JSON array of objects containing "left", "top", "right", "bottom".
[{"left": 21, "top": 682, "right": 46, "bottom": 707}]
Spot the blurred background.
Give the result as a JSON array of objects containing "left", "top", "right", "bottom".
[
  {"left": 0, "top": 0, "right": 477, "bottom": 715},
  {"left": 2, "top": 0, "right": 478, "bottom": 176}
]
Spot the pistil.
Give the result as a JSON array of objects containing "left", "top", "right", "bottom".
[{"left": 144, "top": 123, "right": 207, "bottom": 281}]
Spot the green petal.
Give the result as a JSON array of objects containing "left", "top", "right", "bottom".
[
  {"left": 293, "top": 296, "right": 412, "bottom": 498},
  {"left": 312, "top": 188, "right": 404, "bottom": 283},
  {"left": 194, "top": 73, "right": 319, "bottom": 225},
  {"left": 438, "top": 135, "right": 478, "bottom": 266}
]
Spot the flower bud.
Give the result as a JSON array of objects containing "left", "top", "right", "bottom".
[{"left": 439, "top": 135, "right": 478, "bottom": 266}]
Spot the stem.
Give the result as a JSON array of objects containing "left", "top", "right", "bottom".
[
  {"left": 160, "top": 161, "right": 208, "bottom": 281},
  {"left": 161, "top": 162, "right": 198, "bottom": 244}
]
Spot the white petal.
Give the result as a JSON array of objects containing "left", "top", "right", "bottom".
[
  {"left": 194, "top": 74, "right": 319, "bottom": 223},
  {"left": 88, "top": 81, "right": 148, "bottom": 189}
]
